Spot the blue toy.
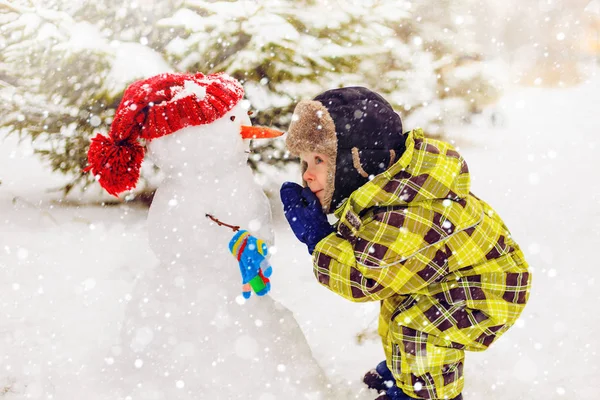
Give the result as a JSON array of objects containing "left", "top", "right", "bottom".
[{"left": 228, "top": 230, "right": 272, "bottom": 299}]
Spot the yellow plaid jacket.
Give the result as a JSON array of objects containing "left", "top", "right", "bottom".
[{"left": 313, "top": 129, "right": 531, "bottom": 399}]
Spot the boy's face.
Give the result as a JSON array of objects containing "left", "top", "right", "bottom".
[{"left": 300, "top": 151, "right": 329, "bottom": 206}]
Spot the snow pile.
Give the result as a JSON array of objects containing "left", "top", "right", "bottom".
[{"left": 0, "top": 214, "right": 156, "bottom": 399}]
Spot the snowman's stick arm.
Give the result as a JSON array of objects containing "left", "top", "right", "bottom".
[{"left": 205, "top": 213, "right": 240, "bottom": 232}]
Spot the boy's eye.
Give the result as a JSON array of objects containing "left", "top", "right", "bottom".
[{"left": 315, "top": 156, "right": 323, "bottom": 164}]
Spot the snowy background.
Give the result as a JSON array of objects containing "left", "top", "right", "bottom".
[
  {"left": 2, "top": 0, "right": 600, "bottom": 399},
  {"left": 2, "top": 76, "right": 600, "bottom": 399}
]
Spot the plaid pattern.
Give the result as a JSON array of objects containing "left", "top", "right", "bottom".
[{"left": 313, "top": 129, "right": 531, "bottom": 399}]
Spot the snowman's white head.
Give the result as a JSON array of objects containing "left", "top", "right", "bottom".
[{"left": 147, "top": 103, "right": 261, "bottom": 174}]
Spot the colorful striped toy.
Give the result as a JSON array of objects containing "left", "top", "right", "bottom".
[{"left": 228, "top": 230, "right": 272, "bottom": 299}]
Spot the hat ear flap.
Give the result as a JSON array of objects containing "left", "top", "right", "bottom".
[{"left": 351, "top": 147, "right": 398, "bottom": 178}]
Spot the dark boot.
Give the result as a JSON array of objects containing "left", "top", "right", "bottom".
[
  {"left": 363, "top": 360, "right": 395, "bottom": 392},
  {"left": 363, "top": 368, "right": 386, "bottom": 392}
]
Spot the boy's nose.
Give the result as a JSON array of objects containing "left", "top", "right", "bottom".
[{"left": 303, "top": 169, "right": 314, "bottom": 183}]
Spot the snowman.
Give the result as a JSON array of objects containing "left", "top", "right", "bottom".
[{"left": 85, "top": 72, "right": 330, "bottom": 399}]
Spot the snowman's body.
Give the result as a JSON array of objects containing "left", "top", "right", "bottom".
[{"left": 116, "top": 104, "right": 330, "bottom": 399}]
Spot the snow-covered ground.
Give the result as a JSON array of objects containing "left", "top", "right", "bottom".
[{"left": 1, "top": 77, "right": 599, "bottom": 399}]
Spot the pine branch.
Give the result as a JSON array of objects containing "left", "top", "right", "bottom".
[
  {"left": 0, "top": 0, "right": 75, "bottom": 28},
  {"left": 0, "top": 0, "right": 24, "bottom": 13}
]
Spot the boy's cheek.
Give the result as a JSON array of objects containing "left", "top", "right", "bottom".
[{"left": 315, "top": 191, "right": 324, "bottom": 205}]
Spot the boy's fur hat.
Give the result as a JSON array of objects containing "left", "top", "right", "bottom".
[{"left": 286, "top": 86, "right": 406, "bottom": 212}]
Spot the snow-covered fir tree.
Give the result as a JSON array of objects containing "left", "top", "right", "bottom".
[
  {"left": 0, "top": 0, "right": 178, "bottom": 195},
  {"left": 0, "top": 0, "right": 501, "bottom": 196}
]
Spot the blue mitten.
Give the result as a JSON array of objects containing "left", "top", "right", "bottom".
[{"left": 280, "top": 182, "right": 335, "bottom": 254}]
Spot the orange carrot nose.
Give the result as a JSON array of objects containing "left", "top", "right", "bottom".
[{"left": 240, "top": 125, "right": 284, "bottom": 139}]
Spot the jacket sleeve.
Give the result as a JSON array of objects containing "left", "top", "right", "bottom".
[
  {"left": 311, "top": 209, "right": 457, "bottom": 302},
  {"left": 311, "top": 231, "right": 406, "bottom": 302}
]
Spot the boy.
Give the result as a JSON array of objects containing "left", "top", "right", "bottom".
[{"left": 280, "top": 87, "right": 531, "bottom": 400}]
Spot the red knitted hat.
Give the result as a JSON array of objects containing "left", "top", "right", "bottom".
[{"left": 84, "top": 72, "right": 245, "bottom": 197}]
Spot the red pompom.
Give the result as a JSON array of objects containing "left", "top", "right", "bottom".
[{"left": 84, "top": 133, "right": 145, "bottom": 197}]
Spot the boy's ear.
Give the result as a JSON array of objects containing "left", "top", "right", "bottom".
[{"left": 351, "top": 148, "right": 398, "bottom": 178}]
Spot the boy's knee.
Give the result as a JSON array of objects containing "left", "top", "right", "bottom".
[{"left": 376, "top": 360, "right": 394, "bottom": 382}]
